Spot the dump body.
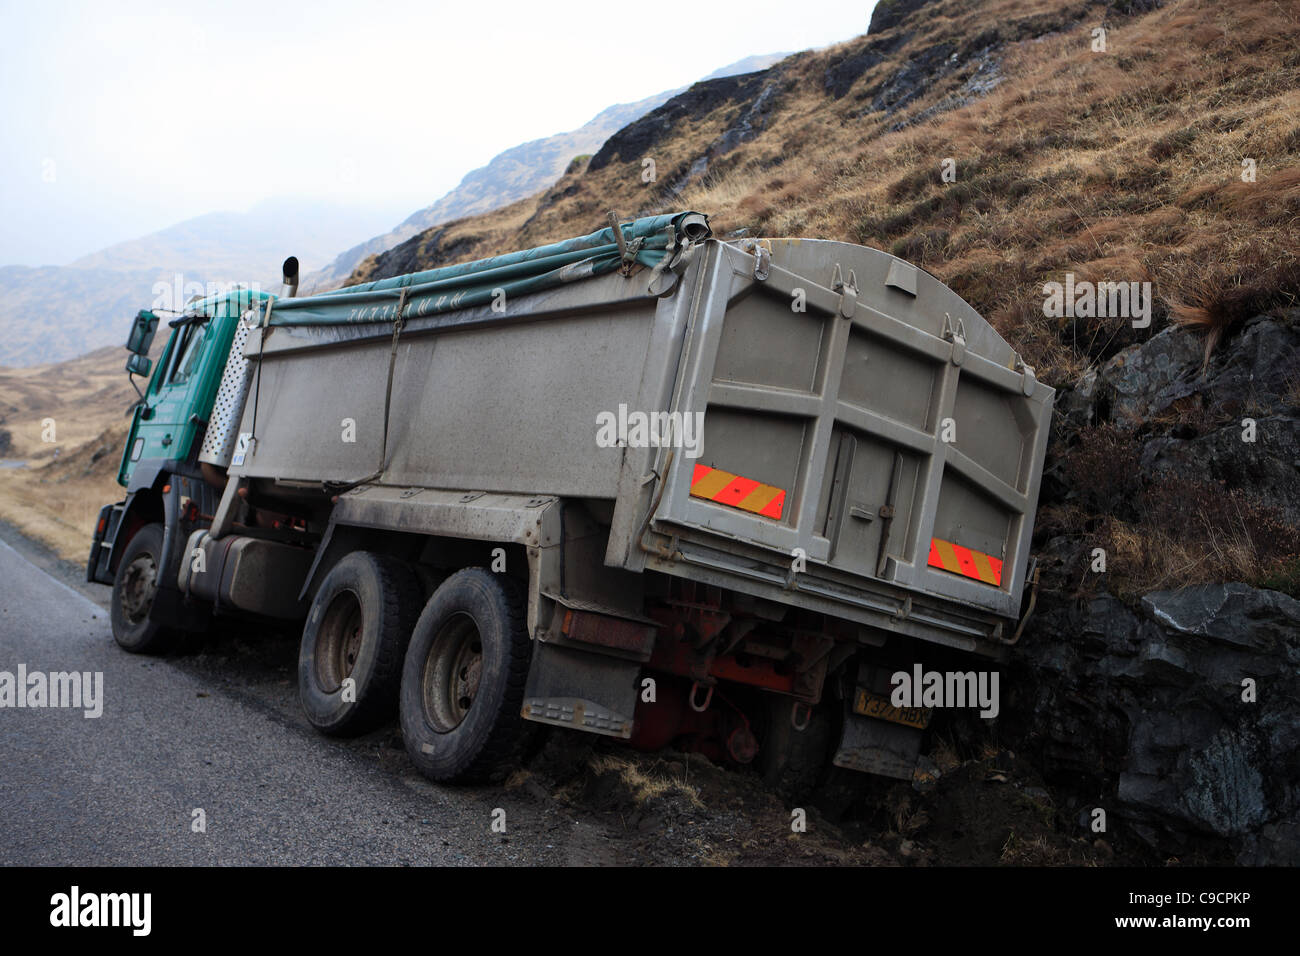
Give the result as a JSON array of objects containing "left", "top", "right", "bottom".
[{"left": 219, "top": 231, "right": 1052, "bottom": 657}]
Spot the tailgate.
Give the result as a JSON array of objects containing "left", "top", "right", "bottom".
[{"left": 647, "top": 238, "right": 1053, "bottom": 623}]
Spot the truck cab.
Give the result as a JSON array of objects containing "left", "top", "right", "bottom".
[
  {"left": 117, "top": 288, "right": 271, "bottom": 488},
  {"left": 87, "top": 287, "right": 272, "bottom": 648}
]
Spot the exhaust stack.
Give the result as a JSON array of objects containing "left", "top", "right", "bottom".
[{"left": 281, "top": 256, "right": 300, "bottom": 298}]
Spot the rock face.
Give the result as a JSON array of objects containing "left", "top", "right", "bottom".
[
  {"left": 1012, "top": 310, "right": 1300, "bottom": 863},
  {"left": 1059, "top": 311, "right": 1300, "bottom": 433},
  {"left": 1009, "top": 585, "right": 1300, "bottom": 862},
  {"left": 588, "top": 72, "right": 773, "bottom": 174},
  {"left": 869, "top": 0, "right": 936, "bottom": 34},
  {"left": 1054, "top": 310, "right": 1300, "bottom": 520}
]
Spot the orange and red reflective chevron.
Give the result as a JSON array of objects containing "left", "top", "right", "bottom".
[
  {"left": 690, "top": 464, "right": 785, "bottom": 520},
  {"left": 927, "top": 537, "right": 1003, "bottom": 586}
]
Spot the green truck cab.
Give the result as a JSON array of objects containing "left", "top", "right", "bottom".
[
  {"left": 88, "top": 287, "right": 272, "bottom": 643},
  {"left": 117, "top": 289, "right": 270, "bottom": 487}
]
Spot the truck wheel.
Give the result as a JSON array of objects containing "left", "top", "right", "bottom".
[
  {"left": 111, "top": 523, "right": 178, "bottom": 654},
  {"left": 400, "top": 568, "right": 532, "bottom": 783},
  {"left": 298, "top": 552, "right": 422, "bottom": 737},
  {"left": 759, "top": 696, "right": 834, "bottom": 803}
]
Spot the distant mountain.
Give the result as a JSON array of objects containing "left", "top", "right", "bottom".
[
  {"left": 69, "top": 196, "right": 412, "bottom": 280},
  {"left": 0, "top": 197, "right": 409, "bottom": 367},
  {"left": 0, "top": 54, "right": 786, "bottom": 365},
  {"left": 0, "top": 266, "right": 167, "bottom": 367},
  {"left": 304, "top": 53, "right": 787, "bottom": 291}
]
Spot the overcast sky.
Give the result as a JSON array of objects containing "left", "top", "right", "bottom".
[{"left": 0, "top": 0, "right": 876, "bottom": 266}]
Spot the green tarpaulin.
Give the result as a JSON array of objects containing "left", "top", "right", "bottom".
[{"left": 267, "top": 211, "right": 710, "bottom": 327}]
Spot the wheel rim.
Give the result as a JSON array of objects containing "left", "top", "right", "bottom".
[
  {"left": 315, "top": 589, "right": 363, "bottom": 692},
  {"left": 422, "top": 612, "right": 483, "bottom": 732},
  {"left": 119, "top": 552, "right": 158, "bottom": 625}
]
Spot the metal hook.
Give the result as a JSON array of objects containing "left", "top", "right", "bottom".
[{"left": 791, "top": 701, "right": 812, "bottom": 731}]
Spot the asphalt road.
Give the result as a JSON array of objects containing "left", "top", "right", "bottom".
[{"left": 0, "top": 535, "right": 583, "bottom": 866}]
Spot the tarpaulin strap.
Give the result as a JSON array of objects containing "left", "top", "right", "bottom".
[
  {"left": 378, "top": 286, "right": 409, "bottom": 472},
  {"left": 248, "top": 296, "right": 275, "bottom": 452},
  {"left": 322, "top": 288, "right": 407, "bottom": 496}
]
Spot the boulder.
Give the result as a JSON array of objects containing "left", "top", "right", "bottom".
[{"left": 1010, "top": 583, "right": 1300, "bottom": 862}]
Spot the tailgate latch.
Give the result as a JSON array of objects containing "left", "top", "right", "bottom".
[{"left": 832, "top": 263, "right": 858, "bottom": 319}]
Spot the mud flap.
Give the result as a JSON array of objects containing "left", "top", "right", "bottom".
[
  {"left": 521, "top": 642, "right": 638, "bottom": 739},
  {"left": 832, "top": 707, "right": 924, "bottom": 780},
  {"left": 86, "top": 502, "right": 124, "bottom": 584}
]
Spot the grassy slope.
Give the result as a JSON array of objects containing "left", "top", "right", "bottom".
[{"left": 0, "top": 345, "right": 139, "bottom": 559}]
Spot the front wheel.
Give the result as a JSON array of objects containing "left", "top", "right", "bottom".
[
  {"left": 110, "top": 522, "right": 178, "bottom": 654},
  {"left": 400, "top": 568, "right": 533, "bottom": 783}
]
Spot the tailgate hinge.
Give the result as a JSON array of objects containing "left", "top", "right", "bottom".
[
  {"left": 832, "top": 263, "right": 858, "bottom": 319},
  {"left": 941, "top": 312, "right": 967, "bottom": 365},
  {"left": 739, "top": 238, "right": 772, "bottom": 281},
  {"left": 1014, "top": 353, "right": 1038, "bottom": 397}
]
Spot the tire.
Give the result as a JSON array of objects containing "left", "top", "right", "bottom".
[
  {"left": 759, "top": 696, "right": 835, "bottom": 803},
  {"left": 400, "top": 568, "right": 532, "bottom": 783},
  {"left": 110, "top": 523, "right": 178, "bottom": 654},
  {"left": 298, "top": 551, "right": 422, "bottom": 737}
]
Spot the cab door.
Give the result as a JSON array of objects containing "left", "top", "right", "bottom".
[{"left": 118, "top": 317, "right": 211, "bottom": 484}]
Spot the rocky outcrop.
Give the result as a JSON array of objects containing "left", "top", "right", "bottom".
[
  {"left": 1009, "top": 585, "right": 1300, "bottom": 862},
  {"left": 588, "top": 72, "right": 773, "bottom": 174},
  {"left": 1053, "top": 310, "right": 1300, "bottom": 520},
  {"left": 869, "top": 0, "right": 937, "bottom": 34},
  {"left": 1058, "top": 311, "right": 1300, "bottom": 432},
  {"left": 1012, "top": 310, "right": 1300, "bottom": 863}
]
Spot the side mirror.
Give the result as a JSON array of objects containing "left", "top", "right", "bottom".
[
  {"left": 126, "top": 310, "right": 158, "bottom": 355},
  {"left": 126, "top": 353, "right": 152, "bottom": 378}
]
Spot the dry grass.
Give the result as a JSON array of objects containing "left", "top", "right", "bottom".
[
  {"left": 0, "top": 424, "right": 126, "bottom": 561},
  {"left": 588, "top": 753, "right": 705, "bottom": 809},
  {"left": 1059, "top": 424, "right": 1300, "bottom": 597},
  {"left": 0, "top": 345, "right": 138, "bottom": 560},
  {"left": 999, "top": 830, "right": 1097, "bottom": 866}
]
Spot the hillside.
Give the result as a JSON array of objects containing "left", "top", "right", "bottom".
[
  {"left": 0, "top": 344, "right": 139, "bottom": 558},
  {"left": 304, "top": 54, "right": 787, "bottom": 291}
]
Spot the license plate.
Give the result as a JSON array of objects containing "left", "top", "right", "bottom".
[{"left": 853, "top": 689, "right": 931, "bottom": 730}]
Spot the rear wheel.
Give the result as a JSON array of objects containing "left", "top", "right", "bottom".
[
  {"left": 110, "top": 523, "right": 177, "bottom": 654},
  {"left": 759, "top": 696, "right": 835, "bottom": 802},
  {"left": 400, "top": 568, "right": 532, "bottom": 783},
  {"left": 298, "top": 551, "right": 422, "bottom": 736}
]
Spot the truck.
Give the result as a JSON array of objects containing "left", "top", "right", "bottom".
[{"left": 87, "top": 211, "right": 1053, "bottom": 789}]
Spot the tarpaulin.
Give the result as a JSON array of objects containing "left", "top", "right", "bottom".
[{"left": 267, "top": 211, "right": 711, "bottom": 327}]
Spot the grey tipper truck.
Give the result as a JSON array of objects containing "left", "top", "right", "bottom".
[{"left": 88, "top": 211, "right": 1053, "bottom": 788}]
